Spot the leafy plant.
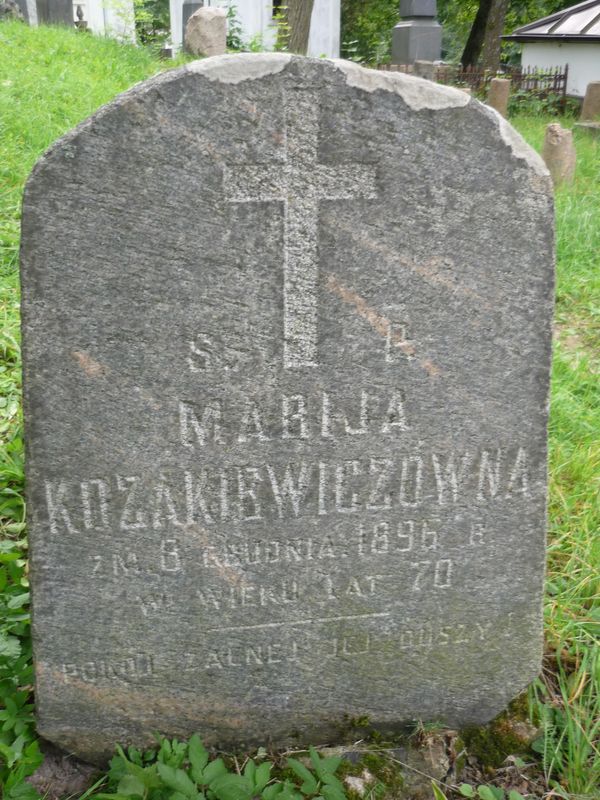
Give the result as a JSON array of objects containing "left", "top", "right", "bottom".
[
  {"left": 133, "top": 0, "right": 171, "bottom": 48},
  {"left": 507, "top": 90, "right": 578, "bottom": 118},
  {"left": 0, "top": 535, "right": 38, "bottom": 794},
  {"left": 287, "top": 748, "right": 346, "bottom": 800},
  {"left": 432, "top": 782, "right": 526, "bottom": 800},
  {"left": 95, "top": 737, "right": 348, "bottom": 800},
  {"left": 340, "top": 0, "right": 397, "bottom": 64},
  {"left": 226, "top": 5, "right": 243, "bottom": 52}
]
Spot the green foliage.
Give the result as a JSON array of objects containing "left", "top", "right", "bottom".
[
  {"left": 529, "top": 650, "right": 600, "bottom": 796},
  {"left": 512, "top": 116, "right": 600, "bottom": 799},
  {"left": 0, "top": 20, "right": 170, "bottom": 792},
  {"left": 0, "top": 524, "right": 36, "bottom": 791},
  {"left": 94, "top": 737, "right": 347, "bottom": 800},
  {"left": 272, "top": 3, "right": 291, "bottom": 53},
  {"left": 437, "top": 1, "right": 577, "bottom": 64},
  {"left": 226, "top": 5, "right": 243, "bottom": 51},
  {"left": 341, "top": 1, "right": 582, "bottom": 65},
  {"left": 134, "top": 0, "right": 171, "bottom": 48},
  {"left": 507, "top": 90, "right": 579, "bottom": 118},
  {"left": 433, "top": 781, "right": 526, "bottom": 800},
  {"left": 340, "top": 0, "right": 398, "bottom": 64},
  {"left": 460, "top": 722, "right": 531, "bottom": 770}
]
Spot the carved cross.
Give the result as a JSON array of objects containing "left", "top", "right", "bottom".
[{"left": 223, "top": 90, "right": 377, "bottom": 369}]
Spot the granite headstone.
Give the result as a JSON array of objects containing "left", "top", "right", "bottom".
[
  {"left": 21, "top": 54, "right": 554, "bottom": 763},
  {"left": 184, "top": 6, "right": 227, "bottom": 57},
  {"left": 35, "top": 0, "right": 72, "bottom": 25},
  {"left": 392, "top": 0, "right": 442, "bottom": 65},
  {"left": 182, "top": 0, "right": 204, "bottom": 45}
]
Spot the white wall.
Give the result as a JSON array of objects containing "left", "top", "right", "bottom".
[
  {"left": 521, "top": 41, "right": 600, "bottom": 97},
  {"left": 308, "top": 0, "right": 340, "bottom": 59},
  {"left": 170, "top": 0, "right": 340, "bottom": 57},
  {"left": 71, "top": 0, "right": 136, "bottom": 41}
]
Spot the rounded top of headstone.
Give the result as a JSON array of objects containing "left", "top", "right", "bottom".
[
  {"left": 400, "top": 0, "right": 437, "bottom": 18},
  {"left": 21, "top": 49, "right": 554, "bottom": 764},
  {"left": 28, "top": 54, "right": 548, "bottom": 184},
  {"left": 190, "top": 5, "right": 226, "bottom": 19}
]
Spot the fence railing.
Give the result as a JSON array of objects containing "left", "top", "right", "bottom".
[{"left": 377, "top": 63, "right": 568, "bottom": 103}]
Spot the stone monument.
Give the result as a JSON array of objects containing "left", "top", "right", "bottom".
[
  {"left": 580, "top": 80, "right": 600, "bottom": 121},
  {"left": 182, "top": 0, "right": 203, "bottom": 45},
  {"left": 35, "top": 0, "right": 72, "bottom": 25},
  {"left": 392, "top": 0, "right": 442, "bottom": 65},
  {"left": 185, "top": 6, "right": 227, "bottom": 57},
  {"left": 21, "top": 54, "right": 554, "bottom": 764},
  {"left": 542, "top": 123, "right": 576, "bottom": 186},
  {"left": 487, "top": 77, "right": 511, "bottom": 119}
]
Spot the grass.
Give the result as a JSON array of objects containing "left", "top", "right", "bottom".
[
  {"left": 511, "top": 116, "right": 600, "bottom": 798},
  {"left": 0, "top": 21, "right": 599, "bottom": 799}
]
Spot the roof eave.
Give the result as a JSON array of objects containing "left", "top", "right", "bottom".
[
  {"left": 503, "top": 33, "right": 600, "bottom": 42},
  {"left": 510, "top": 0, "right": 600, "bottom": 35}
]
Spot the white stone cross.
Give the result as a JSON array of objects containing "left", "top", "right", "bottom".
[{"left": 223, "top": 91, "right": 377, "bottom": 369}]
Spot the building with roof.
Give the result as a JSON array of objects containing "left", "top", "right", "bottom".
[{"left": 504, "top": 0, "right": 600, "bottom": 97}]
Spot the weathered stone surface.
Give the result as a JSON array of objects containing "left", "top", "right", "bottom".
[
  {"left": 184, "top": 6, "right": 226, "bottom": 57},
  {"left": 574, "top": 121, "right": 600, "bottom": 139},
  {"left": 182, "top": 0, "right": 204, "bottom": 45},
  {"left": 21, "top": 54, "right": 554, "bottom": 764},
  {"left": 542, "top": 123, "right": 576, "bottom": 186},
  {"left": 0, "top": 0, "right": 23, "bottom": 20},
  {"left": 393, "top": 0, "right": 441, "bottom": 65},
  {"left": 580, "top": 80, "right": 600, "bottom": 121},
  {"left": 36, "top": 0, "right": 72, "bottom": 25},
  {"left": 487, "top": 77, "right": 510, "bottom": 118},
  {"left": 413, "top": 60, "right": 435, "bottom": 81}
]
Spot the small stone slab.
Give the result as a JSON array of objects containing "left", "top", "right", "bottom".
[
  {"left": 574, "top": 121, "right": 600, "bottom": 138},
  {"left": 21, "top": 54, "right": 554, "bottom": 763}
]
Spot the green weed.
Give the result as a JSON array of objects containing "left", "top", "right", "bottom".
[
  {"left": 513, "top": 116, "right": 600, "bottom": 799},
  {"left": 96, "top": 736, "right": 347, "bottom": 800}
]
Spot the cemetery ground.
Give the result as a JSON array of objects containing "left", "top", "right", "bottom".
[{"left": 0, "top": 20, "right": 598, "bottom": 800}]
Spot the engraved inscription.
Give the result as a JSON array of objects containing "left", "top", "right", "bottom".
[
  {"left": 223, "top": 91, "right": 377, "bottom": 368},
  {"left": 179, "top": 388, "right": 409, "bottom": 447},
  {"left": 44, "top": 446, "right": 533, "bottom": 534},
  {"left": 61, "top": 653, "right": 154, "bottom": 684}
]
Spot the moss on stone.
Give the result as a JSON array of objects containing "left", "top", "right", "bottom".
[
  {"left": 360, "top": 751, "right": 405, "bottom": 796},
  {"left": 461, "top": 712, "right": 534, "bottom": 769}
]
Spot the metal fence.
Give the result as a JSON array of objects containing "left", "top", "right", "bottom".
[{"left": 377, "top": 63, "right": 568, "bottom": 103}]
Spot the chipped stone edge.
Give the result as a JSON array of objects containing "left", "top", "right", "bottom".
[
  {"left": 186, "top": 52, "right": 292, "bottom": 83},
  {"left": 24, "top": 54, "right": 294, "bottom": 186},
  {"left": 329, "top": 58, "right": 471, "bottom": 111},
  {"left": 24, "top": 53, "right": 549, "bottom": 190},
  {"left": 482, "top": 104, "right": 550, "bottom": 178}
]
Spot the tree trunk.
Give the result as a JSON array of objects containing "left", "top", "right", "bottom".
[
  {"left": 461, "top": 0, "right": 493, "bottom": 68},
  {"left": 276, "top": 0, "right": 316, "bottom": 55},
  {"left": 481, "top": 0, "right": 509, "bottom": 72}
]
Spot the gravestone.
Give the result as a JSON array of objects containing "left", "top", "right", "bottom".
[
  {"left": 542, "top": 123, "right": 576, "bottom": 186},
  {"left": 392, "top": 0, "right": 442, "bottom": 65},
  {"left": 35, "top": 0, "right": 72, "bottom": 25},
  {"left": 182, "top": 0, "right": 203, "bottom": 45},
  {"left": 580, "top": 80, "right": 600, "bottom": 121},
  {"left": 21, "top": 54, "right": 554, "bottom": 764},
  {"left": 487, "top": 77, "right": 511, "bottom": 119},
  {"left": 185, "top": 6, "right": 226, "bottom": 57}
]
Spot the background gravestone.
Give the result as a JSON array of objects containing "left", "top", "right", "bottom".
[
  {"left": 182, "top": 0, "right": 203, "bottom": 45},
  {"left": 21, "top": 54, "right": 554, "bottom": 764},
  {"left": 184, "top": 6, "right": 227, "bottom": 57},
  {"left": 392, "top": 0, "right": 442, "bottom": 65},
  {"left": 35, "top": 0, "right": 72, "bottom": 25}
]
